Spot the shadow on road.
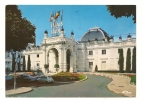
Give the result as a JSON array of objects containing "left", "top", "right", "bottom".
[{"left": 6, "top": 80, "right": 73, "bottom": 90}]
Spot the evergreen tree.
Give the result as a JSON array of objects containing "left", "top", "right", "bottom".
[
  {"left": 17, "top": 55, "right": 21, "bottom": 71},
  {"left": 126, "top": 48, "right": 131, "bottom": 73},
  {"left": 23, "top": 56, "right": 26, "bottom": 71},
  {"left": 95, "top": 65, "right": 98, "bottom": 71},
  {"left": 118, "top": 49, "right": 124, "bottom": 73},
  {"left": 12, "top": 54, "right": 15, "bottom": 72},
  {"left": 132, "top": 46, "right": 136, "bottom": 73},
  {"left": 27, "top": 55, "right": 31, "bottom": 71}
]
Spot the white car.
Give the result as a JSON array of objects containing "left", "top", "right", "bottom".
[
  {"left": 6, "top": 75, "right": 13, "bottom": 81},
  {"left": 37, "top": 75, "right": 54, "bottom": 83}
]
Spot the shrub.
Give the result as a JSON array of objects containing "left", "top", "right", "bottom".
[
  {"left": 44, "top": 64, "right": 49, "bottom": 69},
  {"left": 54, "top": 64, "right": 59, "bottom": 73},
  {"left": 95, "top": 65, "right": 98, "bottom": 71}
]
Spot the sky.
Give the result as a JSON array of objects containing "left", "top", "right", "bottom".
[{"left": 18, "top": 5, "right": 136, "bottom": 46}]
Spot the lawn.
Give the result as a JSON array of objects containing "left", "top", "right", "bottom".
[
  {"left": 52, "top": 72, "right": 86, "bottom": 82},
  {"left": 130, "top": 75, "right": 136, "bottom": 85}
]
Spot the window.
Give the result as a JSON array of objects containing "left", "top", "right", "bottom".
[
  {"left": 102, "top": 50, "right": 106, "bottom": 54},
  {"left": 37, "top": 63, "right": 39, "bottom": 66},
  {"left": 89, "top": 51, "right": 93, "bottom": 55},
  {"left": 102, "top": 61, "right": 106, "bottom": 63},
  {"left": 37, "top": 54, "right": 39, "bottom": 58},
  {"left": 89, "top": 62, "right": 93, "bottom": 68}
]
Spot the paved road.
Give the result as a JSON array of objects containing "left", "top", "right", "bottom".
[{"left": 7, "top": 75, "right": 125, "bottom": 97}]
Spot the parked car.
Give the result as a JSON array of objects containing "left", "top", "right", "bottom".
[
  {"left": 5, "top": 75, "right": 13, "bottom": 81},
  {"left": 17, "top": 74, "right": 37, "bottom": 82},
  {"left": 37, "top": 75, "right": 54, "bottom": 83}
]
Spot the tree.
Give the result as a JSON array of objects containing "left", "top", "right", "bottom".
[
  {"left": 6, "top": 67, "right": 11, "bottom": 75},
  {"left": 54, "top": 64, "right": 59, "bottom": 73},
  {"left": 6, "top": 5, "right": 36, "bottom": 51},
  {"left": 126, "top": 48, "right": 131, "bottom": 73},
  {"left": 17, "top": 55, "right": 21, "bottom": 71},
  {"left": 107, "top": 5, "right": 136, "bottom": 23},
  {"left": 118, "top": 49, "right": 124, "bottom": 73},
  {"left": 132, "top": 46, "right": 136, "bottom": 73},
  {"left": 23, "top": 56, "right": 26, "bottom": 71},
  {"left": 95, "top": 65, "right": 98, "bottom": 71},
  {"left": 44, "top": 64, "right": 49, "bottom": 73},
  {"left": 12, "top": 54, "right": 15, "bottom": 72},
  {"left": 27, "top": 55, "right": 31, "bottom": 71}
]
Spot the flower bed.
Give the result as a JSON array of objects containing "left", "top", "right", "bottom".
[{"left": 52, "top": 72, "right": 86, "bottom": 82}]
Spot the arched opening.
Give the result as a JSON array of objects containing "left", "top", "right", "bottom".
[
  {"left": 66, "top": 49, "right": 71, "bottom": 72},
  {"left": 48, "top": 48, "right": 59, "bottom": 72}
]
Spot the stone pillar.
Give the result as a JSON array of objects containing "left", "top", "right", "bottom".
[
  {"left": 59, "top": 47, "right": 63, "bottom": 72},
  {"left": 63, "top": 48, "right": 67, "bottom": 72},
  {"left": 70, "top": 55, "right": 73, "bottom": 72}
]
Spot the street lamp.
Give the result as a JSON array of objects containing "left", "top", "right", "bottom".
[{"left": 10, "top": 49, "right": 20, "bottom": 89}]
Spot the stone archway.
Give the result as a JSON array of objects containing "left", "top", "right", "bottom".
[
  {"left": 48, "top": 48, "right": 59, "bottom": 72},
  {"left": 66, "top": 49, "right": 71, "bottom": 72}
]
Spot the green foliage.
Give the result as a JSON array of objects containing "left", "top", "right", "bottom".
[
  {"left": 54, "top": 64, "right": 59, "bottom": 68},
  {"left": 44, "top": 64, "right": 49, "bottom": 69},
  {"left": 95, "top": 65, "right": 98, "bottom": 71},
  {"left": 23, "top": 56, "right": 26, "bottom": 71},
  {"left": 12, "top": 54, "right": 15, "bottom": 72},
  {"left": 126, "top": 48, "right": 131, "bottom": 73},
  {"left": 6, "top": 5, "right": 36, "bottom": 51},
  {"left": 95, "top": 38, "right": 98, "bottom": 41},
  {"left": 27, "top": 55, "right": 31, "bottom": 71},
  {"left": 17, "top": 55, "right": 21, "bottom": 71},
  {"left": 130, "top": 75, "right": 136, "bottom": 84},
  {"left": 6, "top": 67, "right": 11, "bottom": 75},
  {"left": 132, "top": 46, "right": 136, "bottom": 73},
  {"left": 107, "top": 5, "right": 136, "bottom": 23},
  {"left": 118, "top": 49, "right": 124, "bottom": 73},
  {"left": 54, "top": 64, "right": 59, "bottom": 73},
  {"left": 78, "top": 74, "right": 86, "bottom": 80}
]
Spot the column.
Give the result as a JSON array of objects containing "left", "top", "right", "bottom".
[
  {"left": 70, "top": 55, "right": 73, "bottom": 72},
  {"left": 59, "top": 47, "right": 63, "bottom": 72},
  {"left": 63, "top": 47, "right": 67, "bottom": 72}
]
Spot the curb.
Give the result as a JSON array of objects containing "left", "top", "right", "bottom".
[{"left": 6, "top": 87, "right": 33, "bottom": 96}]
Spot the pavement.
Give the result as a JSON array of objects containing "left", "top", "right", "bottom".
[
  {"left": 94, "top": 72, "right": 136, "bottom": 97},
  {"left": 5, "top": 72, "right": 136, "bottom": 97},
  {"left": 6, "top": 87, "right": 32, "bottom": 96}
]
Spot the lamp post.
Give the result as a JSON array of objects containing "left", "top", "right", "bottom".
[{"left": 10, "top": 49, "right": 20, "bottom": 89}]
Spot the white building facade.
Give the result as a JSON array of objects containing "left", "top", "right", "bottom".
[
  {"left": 5, "top": 11, "right": 136, "bottom": 73},
  {"left": 5, "top": 26, "right": 136, "bottom": 73}
]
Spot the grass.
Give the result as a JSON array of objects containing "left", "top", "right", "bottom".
[
  {"left": 77, "top": 74, "right": 86, "bottom": 80},
  {"left": 130, "top": 75, "right": 136, "bottom": 84}
]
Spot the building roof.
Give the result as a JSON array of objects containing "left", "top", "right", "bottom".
[{"left": 81, "top": 27, "right": 109, "bottom": 42}]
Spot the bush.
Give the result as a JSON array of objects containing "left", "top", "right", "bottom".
[
  {"left": 95, "top": 65, "right": 98, "bottom": 71},
  {"left": 54, "top": 64, "right": 59, "bottom": 73},
  {"left": 6, "top": 67, "right": 11, "bottom": 75},
  {"left": 44, "top": 64, "right": 49, "bottom": 69},
  {"left": 130, "top": 75, "right": 136, "bottom": 85}
]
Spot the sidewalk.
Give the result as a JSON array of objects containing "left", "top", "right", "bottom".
[
  {"left": 94, "top": 72, "right": 136, "bottom": 97},
  {"left": 6, "top": 87, "right": 32, "bottom": 96}
]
